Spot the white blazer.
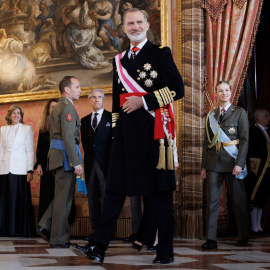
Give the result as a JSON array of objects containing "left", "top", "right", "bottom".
[{"left": 0, "top": 124, "right": 34, "bottom": 175}]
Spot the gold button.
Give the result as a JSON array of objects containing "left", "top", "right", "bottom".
[
  {"left": 137, "top": 70, "right": 140, "bottom": 72},
  {"left": 137, "top": 78, "right": 140, "bottom": 80}
]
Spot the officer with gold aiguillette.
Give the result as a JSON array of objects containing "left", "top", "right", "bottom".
[{"left": 201, "top": 80, "right": 249, "bottom": 249}]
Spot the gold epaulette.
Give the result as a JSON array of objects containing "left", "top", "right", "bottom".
[
  {"left": 159, "top": 45, "right": 165, "bottom": 49},
  {"left": 153, "top": 87, "right": 176, "bottom": 107}
]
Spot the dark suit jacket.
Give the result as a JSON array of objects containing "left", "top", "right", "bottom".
[
  {"left": 81, "top": 109, "right": 112, "bottom": 183},
  {"left": 201, "top": 105, "right": 249, "bottom": 172}
]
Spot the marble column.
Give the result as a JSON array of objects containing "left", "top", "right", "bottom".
[{"left": 172, "top": 0, "right": 205, "bottom": 238}]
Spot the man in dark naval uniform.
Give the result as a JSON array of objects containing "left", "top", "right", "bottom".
[
  {"left": 71, "top": 8, "right": 184, "bottom": 264},
  {"left": 81, "top": 89, "right": 112, "bottom": 233},
  {"left": 201, "top": 81, "right": 249, "bottom": 249},
  {"left": 246, "top": 109, "right": 270, "bottom": 234},
  {"left": 38, "top": 76, "right": 83, "bottom": 247}
]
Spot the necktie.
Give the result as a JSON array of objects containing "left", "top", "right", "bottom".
[
  {"left": 92, "top": 112, "right": 98, "bottom": 129},
  {"left": 131, "top": 46, "right": 140, "bottom": 59},
  {"left": 220, "top": 108, "right": 226, "bottom": 122}
]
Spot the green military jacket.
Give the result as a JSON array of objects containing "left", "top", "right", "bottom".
[
  {"left": 201, "top": 105, "right": 249, "bottom": 173},
  {"left": 48, "top": 97, "right": 81, "bottom": 171}
]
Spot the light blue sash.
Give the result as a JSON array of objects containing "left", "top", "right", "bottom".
[
  {"left": 208, "top": 112, "right": 247, "bottom": 179},
  {"left": 50, "top": 139, "right": 82, "bottom": 171}
]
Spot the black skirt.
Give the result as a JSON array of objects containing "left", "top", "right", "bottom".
[{"left": 0, "top": 173, "right": 35, "bottom": 237}]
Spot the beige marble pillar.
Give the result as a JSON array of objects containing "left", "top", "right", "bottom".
[{"left": 172, "top": 0, "right": 206, "bottom": 238}]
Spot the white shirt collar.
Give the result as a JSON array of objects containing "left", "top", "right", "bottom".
[
  {"left": 219, "top": 103, "right": 231, "bottom": 113},
  {"left": 130, "top": 38, "right": 148, "bottom": 51},
  {"left": 257, "top": 123, "right": 268, "bottom": 131},
  {"left": 92, "top": 108, "right": 104, "bottom": 117}
]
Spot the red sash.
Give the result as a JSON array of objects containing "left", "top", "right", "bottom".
[{"left": 120, "top": 93, "right": 175, "bottom": 141}]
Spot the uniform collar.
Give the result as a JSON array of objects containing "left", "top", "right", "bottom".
[
  {"left": 257, "top": 123, "right": 268, "bottom": 130},
  {"left": 219, "top": 103, "right": 231, "bottom": 113},
  {"left": 62, "top": 96, "right": 73, "bottom": 105},
  {"left": 130, "top": 38, "right": 148, "bottom": 51}
]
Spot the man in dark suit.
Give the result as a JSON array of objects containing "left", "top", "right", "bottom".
[
  {"left": 81, "top": 89, "right": 112, "bottom": 232},
  {"left": 71, "top": 8, "right": 184, "bottom": 264},
  {"left": 201, "top": 81, "right": 249, "bottom": 249},
  {"left": 246, "top": 109, "right": 270, "bottom": 234},
  {"left": 38, "top": 76, "right": 83, "bottom": 248}
]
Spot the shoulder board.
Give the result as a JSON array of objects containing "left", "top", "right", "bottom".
[{"left": 233, "top": 106, "right": 244, "bottom": 111}]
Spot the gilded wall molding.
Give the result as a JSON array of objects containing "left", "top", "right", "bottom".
[{"left": 0, "top": 86, "right": 112, "bottom": 104}]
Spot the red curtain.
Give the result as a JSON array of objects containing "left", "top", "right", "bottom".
[{"left": 202, "top": 0, "right": 263, "bottom": 111}]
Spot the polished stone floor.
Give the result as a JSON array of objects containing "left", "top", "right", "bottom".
[{"left": 1, "top": 236, "right": 270, "bottom": 269}]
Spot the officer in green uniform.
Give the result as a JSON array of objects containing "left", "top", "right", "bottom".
[
  {"left": 38, "top": 76, "right": 83, "bottom": 248},
  {"left": 201, "top": 80, "right": 249, "bottom": 249}
]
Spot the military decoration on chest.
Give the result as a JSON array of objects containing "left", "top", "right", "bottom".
[
  {"left": 228, "top": 126, "right": 236, "bottom": 136},
  {"left": 136, "top": 63, "right": 158, "bottom": 88},
  {"left": 227, "top": 108, "right": 236, "bottom": 136}
]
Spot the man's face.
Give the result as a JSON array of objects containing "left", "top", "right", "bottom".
[
  {"left": 216, "top": 83, "right": 231, "bottom": 104},
  {"left": 123, "top": 11, "right": 149, "bottom": 43},
  {"left": 90, "top": 91, "right": 104, "bottom": 112},
  {"left": 258, "top": 110, "right": 270, "bottom": 127},
  {"left": 66, "top": 78, "right": 81, "bottom": 101}
]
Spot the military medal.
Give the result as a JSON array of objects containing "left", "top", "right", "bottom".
[
  {"left": 144, "top": 63, "right": 151, "bottom": 71},
  {"left": 228, "top": 127, "right": 236, "bottom": 135},
  {"left": 144, "top": 79, "right": 153, "bottom": 87},
  {"left": 139, "top": 71, "right": 147, "bottom": 79},
  {"left": 150, "top": 70, "right": 158, "bottom": 78}
]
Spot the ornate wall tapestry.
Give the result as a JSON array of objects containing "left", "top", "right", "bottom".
[{"left": 0, "top": 0, "right": 162, "bottom": 103}]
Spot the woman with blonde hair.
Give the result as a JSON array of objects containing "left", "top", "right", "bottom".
[{"left": 0, "top": 105, "right": 35, "bottom": 236}]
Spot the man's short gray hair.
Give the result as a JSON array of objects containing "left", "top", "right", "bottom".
[
  {"left": 88, "top": 88, "right": 105, "bottom": 100},
  {"left": 123, "top": 8, "right": 148, "bottom": 24},
  {"left": 254, "top": 108, "right": 268, "bottom": 122}
]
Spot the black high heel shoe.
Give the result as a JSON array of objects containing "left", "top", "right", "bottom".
[
  {"left": 132, "top": 241, "right": 143, "bottom": 251},
  {"left": 147, "top": 245, "right": 157, "bottom": 251}
]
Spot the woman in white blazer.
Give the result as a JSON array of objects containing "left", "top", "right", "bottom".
[{"left": 0, "top": 105, "right": 35, "bottom": 237}]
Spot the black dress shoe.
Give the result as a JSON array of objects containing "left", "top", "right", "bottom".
[
  {"left": 132, "top": 242, "right": 143, "bottom": 251},
  {"left": 37, "top": 227, "right": 50, "bottom": 242},
  {"left": 153, "top": 255, "right": 174, "bottom": 264},
  {"left": 50, "top": 243, "right": 71, "bottom": 248},
  {"left": 71, "top": 243, "right": 105, "bottom": 264},
  {"left": 201, "top": 240, "right": 218, "bottom": 249},
  {"left": 257, "top": 230, "right": 269, "bottom": 236},
  {"left": 236, "top": 237, "right": 249, "bottom": 246},
  {"left": 70, "top": 243, "right": 91, "bottom": 257}
]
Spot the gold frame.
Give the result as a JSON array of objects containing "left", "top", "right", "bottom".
[{"left": 0, "top": 1, "right": 171, "bottom": 103}]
